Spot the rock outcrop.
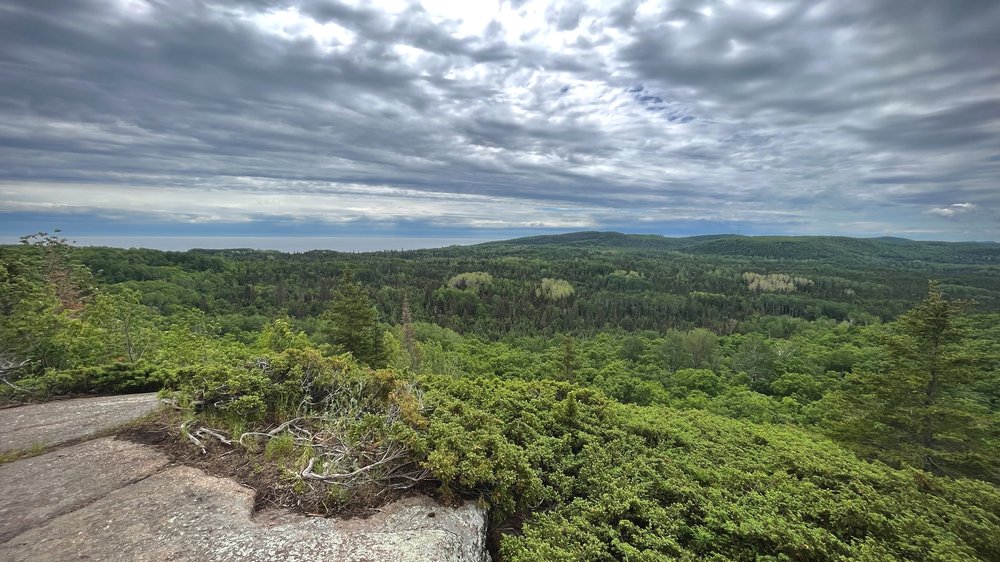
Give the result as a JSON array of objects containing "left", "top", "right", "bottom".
[
  {"left": 0, "top": 396, "right": 490, "bottom": 562},
  {"left": 0, "top": 437, "right": 170, "bottom": 543},
  {"left": 0, "top": 393, "right": 161, "bottom": 452}
]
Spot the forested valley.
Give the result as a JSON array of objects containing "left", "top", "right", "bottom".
[{"left": 2, "top": 231, "right": 999, "bottom": 561}]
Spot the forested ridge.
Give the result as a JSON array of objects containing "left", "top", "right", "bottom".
[
  {"left": 2, "top": 231, "right": 999, "bottom": 561},
  {"left": 30, "top": 231, "right": 1000, "bottom": 338}
]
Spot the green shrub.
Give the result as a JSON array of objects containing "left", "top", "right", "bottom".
[
  {"left": 415, "top": 376, "right": 1000, "bottom": 561},
  {"left": 8, "top": 362, "right": 169, "bottom": 398},
  {"left": 162, "top": 352, "right": 1000, "bottom": 561},
  {"left": 264, "top": 433, "right": 297, "bottom": 462}
]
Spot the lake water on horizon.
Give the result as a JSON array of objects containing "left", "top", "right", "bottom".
[{"left": 0, "top": 236, "right": 503, "bottom": 253}]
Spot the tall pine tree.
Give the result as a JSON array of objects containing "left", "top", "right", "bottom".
[
  {"left": 400, "top": 296, "right": 421, "bottom": 371},
  {"left": 321, "top": 269, "right": 386, "bottom": 368},
  {"left": 831, "top": 281, "right": 998, "bottom": 481}
]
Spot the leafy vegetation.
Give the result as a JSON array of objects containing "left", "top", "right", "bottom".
[
  {"left": 2, "top": 231, "right": 996, "bottom": 339},
  {"left": 537, "top": 277, "right": 575, "bottom": 301},
  {"left": 2, "top": 231, "right": 999, "bottom": 560},
  {"left": 447, "top": 271, "right": 494, "bottom": 290}
]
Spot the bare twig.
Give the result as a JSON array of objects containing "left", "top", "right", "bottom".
[
  {"left": 237, "top": 417, "right": 306, "bottom": 447},
  {"left": 300, "top": 451, "right": 404, "bottom": 482},
  {"left": 196, "top": 427, "right": 233, "bottom": 446},
  {"left": 180, "top": 421, "right": 206, "bottom": 454},
  {"left": 0, "top": 355, "right": 30, "bottom": 390},
  {"left": 1, "top": 377, "right": 22, "bottom": 390},
  {"left": 186, "top": 431, "right": 206, "bottom": 454}
]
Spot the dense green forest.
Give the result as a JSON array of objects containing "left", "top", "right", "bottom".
[
  {"left": 2, "top": 231, "right": 999, "bottom": 560},
  {"left": 8, "top": 230, "right": 998, "bottom": 340}
]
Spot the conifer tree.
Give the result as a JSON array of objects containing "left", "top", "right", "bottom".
[
  {"left": 322, "top": 268, "right": 386, "bottom": 368},
  {"left": 400, "top": 296, "right": 421, "bottom": 371},
  {"left": 832, "top": 281, "right": 998, "bottom": 481},
  {"left": 558, "top": 335, "right": 579, "bottom": 381}
]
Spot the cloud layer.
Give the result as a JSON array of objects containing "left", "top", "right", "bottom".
[{"left": 1, "top": 0, "right": 998, "bottom": 241}]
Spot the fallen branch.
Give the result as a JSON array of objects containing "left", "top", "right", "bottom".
[
  {"left": 300, "top": 453, "right": 401, "bottom": 482},
  {"left": 180, "top": 421, "right": 206, "bottom": 454},
  {"left": 1, "top": 377, "right": 22, "bottom": 391},
  {"left": 0, "top": 356, "right": 30, "bottom": 391},
  {"left": 186, "top": 431, "right": 206, "bottom": 454},
  {"left": 196, "top": 427, "right": 233, "bottom": 446},
  {"left": 237, "top": 417, "right": 306, "bottom": 447}
]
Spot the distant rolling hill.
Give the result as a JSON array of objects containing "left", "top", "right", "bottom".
[
  {"left": 476, "top": 231, "right": 1000, "bottom": 265},
  {"left": 9, "top": 230, "right": 994, "bottom": 337}
]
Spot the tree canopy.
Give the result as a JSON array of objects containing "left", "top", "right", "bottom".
[
  {"left": 2, "top": 233, "right": 999, "bottom": 560},
  {"left": 321, "top": 268, "right": 386, "bottom": 368}
]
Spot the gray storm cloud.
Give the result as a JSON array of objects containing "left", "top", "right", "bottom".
[{"left": 0, "top": 0, "right": 997, "bottom": 239}]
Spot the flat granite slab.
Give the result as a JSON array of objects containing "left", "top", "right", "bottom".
[
  {"left": 0, "top": 398, "right": 488, "bottom": 562},
  {"left": 0, "top": 461, "right": 488, "bottom": 562},
  {"left": 0, "top": 393, "right": 161, "bottom": 453},
  {"left": 0, "top": 437, "right": 171, "bottom": 542}
]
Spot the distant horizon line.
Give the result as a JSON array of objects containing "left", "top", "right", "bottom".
[
  {"left": 0, "top": 235, "right": 506, "bottom": 253},
  {"left": 1, "top": 231, "right": 997, "bottom": 253}
]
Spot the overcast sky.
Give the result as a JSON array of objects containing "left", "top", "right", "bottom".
[{"left": 1, "top": 0, "right": 998, "bottom": 247}]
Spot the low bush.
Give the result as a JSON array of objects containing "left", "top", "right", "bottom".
[
  {"left": 417, "top": 376, "right": 1000, "bottom": 561},
  {"left": 4, "top": 362, "right": 170, "bottom": 399},
  {"left": 162, "top": 348, "right": 430, "bottom": 512},
  {"left": 168, "top": 352, "right": 1000, "bottom": 560}
]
